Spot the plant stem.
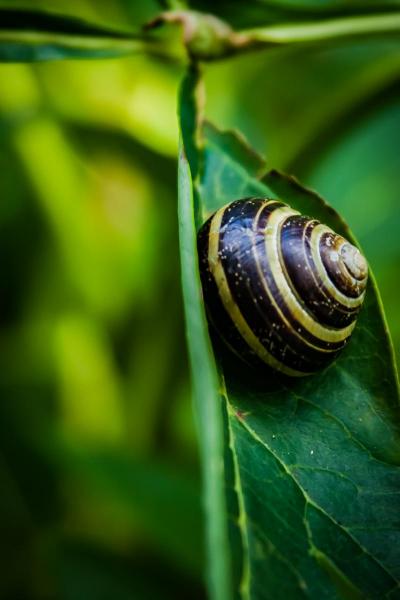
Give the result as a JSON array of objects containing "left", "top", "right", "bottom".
[{"left": 243, "top": 13, "right": 400, "bottom": 45}]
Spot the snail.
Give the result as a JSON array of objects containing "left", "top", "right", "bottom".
[{"left": 197, "top": 198, "right": 368, "bottom": 377}]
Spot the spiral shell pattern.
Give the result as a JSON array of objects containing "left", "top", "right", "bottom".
[{"left": 197, "top": 198, "right": 368, "bottom": 376}]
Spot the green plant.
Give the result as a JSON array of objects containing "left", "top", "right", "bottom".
[{"left": 1, "top": 2, "right": 399, "bottom": 599}]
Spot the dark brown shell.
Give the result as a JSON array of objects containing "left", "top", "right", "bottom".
[{"left": 197, "top": 198, "right": 368, "bottom": 376}]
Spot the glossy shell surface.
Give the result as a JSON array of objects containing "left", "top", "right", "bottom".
[{"left": 197, "top": 198, "right": 368, "bottom": 376}]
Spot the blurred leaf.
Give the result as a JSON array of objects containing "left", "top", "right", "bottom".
[
  {"left": 54, "top": 443, "right": 204, "bottom": 576},
  {"left": 0, "top": 23, "right": 199, "bottom": 600},
  {"left": 0, "top": 0, "right": 160, "bottom": 29},
  {"left": 284, "top": 46, "right": 400, "bottom": 173},
  {"left": 0, "top": 453, "right": 37, "bottom": 598},
  {"left": 179, "top": 68, "right": 400, "bottom": 598},
  {"left": 0, "top": 8, "right": 137, "bottom": 37},
  {"left": 37, "top": 57, "right": 180, "bottom": 157},
  {"left": 306, "top": 94, "right": 400, "bottom": 369},
  {"left": 0, "top": 7, "right": 161, "bottom": 62},
  {"left": 55, "top": 314, "right": 125, "bottom": 446},
  {"left": 178, "top": 67, "right": 232, "bottom": 600},
  {"left": 187, "top": 0, "right": 400, "bottom": 29},
  {"left": 243, "top": 0, "right": 400, "bottom": 11},
  {"left": 55, "top": 541, "right": 204, "bottom": 600},
  {"left": 203, "top": 38, "right": 400, "bottom": 174},
  {"left": 124, "top": 307, "right": 184, "bottom": 453},
  {"left": 10, "top": 114, "right": 164, "bottom": 320}
]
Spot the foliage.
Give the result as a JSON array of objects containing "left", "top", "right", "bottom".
[{"left": 0, "top": 1, "right": 399, "bottom": 599}]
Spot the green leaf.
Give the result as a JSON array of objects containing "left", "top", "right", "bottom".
[
  {"left": 178, "top": 67, "right": 232, "bottom": 600},
  {"left": 57, "top": 540, "right": 200, "bottom": 600},
  {"left": 0, "top": 8, "right": 159, "bottom": 61},
  {"left": 0, "top": 9, "right": 137, "bottom": 38},
  {"left": 53, "top": 443, "right": 204, "bottom": 576},
  {"left": 241, "top": 0, "right": 400, "bottom": 12},
  {"left": 187, "top": 0, "right": 400, "bottom": 29},
  {"left": 304, "top": 95, "right": 400, "bottom": 370},
  {"left": 179, "top": 70, "right": 400, "bottom": 598},
  {"left": 203, "top": 38, "right": 400, "bottom": 172}
]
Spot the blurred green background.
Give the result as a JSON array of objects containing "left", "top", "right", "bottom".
[{"left": 0, "top": 1, "right": 399, "bottom": 599}]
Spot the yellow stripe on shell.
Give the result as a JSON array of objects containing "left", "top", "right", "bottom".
[
  {"left": 251, "top": 202, "right": 339, "bottom": 354},
  {"left": 263, "top": 206, "right": 356, "bottom": 344},
  {"left": 208, "top": 204, "right": 308, "bottom": 377},
  {"left": 292, "top": 220, "right": 362, "bottom": 315},
  {"left": 309, "top": 224, "right": 366, "bottom": 309}
]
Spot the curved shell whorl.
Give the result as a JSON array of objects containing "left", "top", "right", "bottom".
[{"left": 197, "top": 197, "right": 368, "bottom": 377}]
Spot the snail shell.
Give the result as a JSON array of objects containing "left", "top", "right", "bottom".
[{"left": 197, "top": 198, "right": 368, "bottom": 377}]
